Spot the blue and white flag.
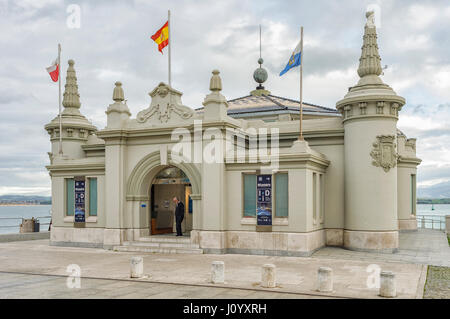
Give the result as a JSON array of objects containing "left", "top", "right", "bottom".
[{"left": 279, "top": 41, "right": 301, "bottom": 76}]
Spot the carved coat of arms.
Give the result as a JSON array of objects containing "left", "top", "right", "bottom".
[
  {"left": 370, "top": 135, "right": 398, "bottom": 172},
  {"left": 136, "top": 83, "right": 193, "bottom": 124}
]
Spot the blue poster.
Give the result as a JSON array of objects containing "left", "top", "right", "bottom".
[
  {"left": 74, "top": 180, "right": 86, "bottom": 223},
  {"left": 257, "top": 174, "right": 272, "bottom": 226},
  {"left": 188, "top": 195, "right": 193, "bottom": 214}
]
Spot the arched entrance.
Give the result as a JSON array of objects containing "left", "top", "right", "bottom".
[
  {"left": 126, "top": 151, "right": 202, "bottom": 241},
  {"left": 150, "top": 166, "right": 193, "bottom": 236}
]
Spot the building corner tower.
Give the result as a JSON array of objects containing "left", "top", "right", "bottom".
[
  {"left": 45, "top": 59, "right": 97, "bottom": 160},
  {"left": 336, "top": 11, "right": 404, "bottom": 252}
]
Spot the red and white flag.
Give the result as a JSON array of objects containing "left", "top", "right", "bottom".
[{"left": 46, "top": 58, "right": 60, "bottom": 82}]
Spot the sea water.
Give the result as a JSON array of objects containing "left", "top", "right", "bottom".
[
  {"left": 0, "top": 204, "right": 448, "bottom": 235},
  {"left": 417, "top": 204, "right": 449, "bottom": 230},
  {"left": 0, "top": 205, "right": 51, "bottom": 234},
  {"left": 417, "top": 204, "right": 450, "bottom": 217}
]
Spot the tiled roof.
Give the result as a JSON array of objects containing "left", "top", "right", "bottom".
[
  {"left": 196, "top": 94, "right": 339, "bottom": 116},
  {"left": 227, "top": 94, "right": 338, "bottom": 113}
]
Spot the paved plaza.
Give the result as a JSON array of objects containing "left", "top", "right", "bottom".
[
  {"left": 0, "top": 229, "right": 448, "bottom": 299},
  {"left": 0, "top": 272, "right": 328, "bottom": 299},
  {"left": 313, "top": 229, "right": 450, "bottom": 267}
]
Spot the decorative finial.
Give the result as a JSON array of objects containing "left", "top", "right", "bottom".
[
  {"left": 252, "top": 25, "right": 268, "bottom": 91},
  {"left": 253, "top": 58, "right": 268, "bottom": 88},
  {"left": 62, "top": 59, "right": 81, "bottom": 109},
  {"left": 209, "top": 69, "right": 222, "bottom": 92},
  {"left": 113, "top": 81, "right": 124, "bottom": 102},
  {"left": 366, "top": 10, "right": 376, "bottom": 28},
  {"left": 357, "top": 11, "right": 382, "bottom": 78}
]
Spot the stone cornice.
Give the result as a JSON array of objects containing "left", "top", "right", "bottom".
[
  {"left": 226, "top": 161, "right": 327, "bottom": 172},
  {"left": 96, "top": 129, "right": 129, "bottom": 139},
  {"left": 45, "top": 119, "right": 97, "bottom": 143},
  {"left": 96, "top": 121, "right": 244, "bottom": 141},
  {"left": 278, "top": 129, "right": 344, "bottom": 140},
  {"left": 226, "top": 151, "right": 330, "bottom": 171},
  {"left": 336, "top": 94, "right": 405, "bottom": 110},
  {"left": 81, "top": 144, "right": 105, "bottom": 151},
  {"left": 341, "top": 114, "right": 399, "bottom": 124},
  {"left": 45, "top": 121, "right": 97, "bottom": 132},
  {"left": 96, "top": 122, "right": 345, "bottom": 144},
  {"left": 48, "top": 136, "right": 90, "bottom": 142},
  {"left": 46, "top": 162, "right": 105, "bottom": 175},
  {"left": 398, "top": 155, "right": 422, "bottom": 166}
]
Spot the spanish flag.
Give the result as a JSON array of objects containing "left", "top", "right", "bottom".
[{"left": 151, "top": 21, "right": 169, "bottom": 53}]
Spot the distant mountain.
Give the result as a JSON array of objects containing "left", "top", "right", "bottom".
[
  {"left": 417, "top": 198, "right": 450, "bottom": 204},
  {"left": 418, "top": 181, "right": 450, "bottom": 199},
  {"left": 0, "top": 195, "right": 51, "bottom": 204},
  {"left": 0, "top": 195, "right": 51, "bottom": 201}
]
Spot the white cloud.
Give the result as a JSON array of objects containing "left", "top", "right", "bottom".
[
  {"left": 407, "top": 4, "right": 439, "bottom": 29},
  {"left": 95, "top": 69, "right": 124, "bottom": 81},
  {"left": 397, "top": 34, "right": 431, "bottom": 50},
  {"left": 398, "top": 114, "right": 446, "bottom": 131},
  {"left": 432, "top": 66, "right": 450, "bottom": 93},
  {"left": 417, "top": 178, "right": 450, "bottom": 188},
  {"left": 0, "top": 186, "right": 50, "bottom": 196}
]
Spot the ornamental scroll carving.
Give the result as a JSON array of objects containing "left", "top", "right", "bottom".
[
  {"left": 370, "top": 135, "right": 398, "bottom": 172},
  {"left": 136, "top": 83, "right": 193, "bottom": 124}
]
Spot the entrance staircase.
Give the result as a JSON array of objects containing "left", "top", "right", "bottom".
[{"left": 113, "top": 235, "right": 203, "bottom": 254}]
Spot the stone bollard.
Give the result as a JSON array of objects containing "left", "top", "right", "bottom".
[
  {"left": 261, "top": 264, "right": 276, "bottom": 288},
  {"left": 317, "top": 267, "right": 333, "bottom": 292},
  {"left": 379, "top": 271, "right": 396, "bottom": 298},
  {"left": 211, "top": 261, "right": 225, "bottom": 284},
  {"left": 130, "top": 256, "right": 143, "bottom": 278}
]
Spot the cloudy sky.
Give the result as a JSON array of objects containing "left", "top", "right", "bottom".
[{"left": 0, "top": 0, "right": 449, "bottom": 198}]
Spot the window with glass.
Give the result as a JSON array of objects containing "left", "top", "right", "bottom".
[
  {"left": 89, "top": 177, "right": 98, "bottom": 216},
  {"left": 275, "top": 173, "right": 288, "bottom": 217},
  {"left": 66, "top": 177, "right": 98, "bottom": 217},
  {"left": 319, "top": 173, "right": 324, "bottom": 222},
  {"left": 66, "top": 178, "right": 75, "bottom": 216},
  {"left": 243, "top": 173, "right": 289, "bottom": 218},
  {"left": 411, "top": 174, "right": 416, "bottom": 215},
  {"left": 243, "top": 174, "right": 257, "bottom": 217},
  {"left": 313, "top": 172, "right": 317, "bottom": 222}
]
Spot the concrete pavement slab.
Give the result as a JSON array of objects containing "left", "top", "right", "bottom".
[{"left": 0, "top": 232, "right": 442, "bottom": 299}]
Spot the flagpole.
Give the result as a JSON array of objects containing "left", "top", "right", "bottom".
[
  {"left": 299, "top": 26, "right": 304, "bottom": 141},
  {"left": 168, "top": 10, "right": 172, "bottom": 87},
  {"left": 259, "top": 24, "right": 262, "bottom": 59},
  {"left": 58, "top": 43, "right": 63, "bottom": 154}
]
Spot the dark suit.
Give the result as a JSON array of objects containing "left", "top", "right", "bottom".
[{"left": 175, "top": 201, "right": 185, "bottom": 236}]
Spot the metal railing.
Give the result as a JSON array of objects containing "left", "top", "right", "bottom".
[
  {"left": 416, "top": 215, "right": 446, "bottom": 231},
  {"left": 0, "top": 216, "right": 52, "bottom": 230}
]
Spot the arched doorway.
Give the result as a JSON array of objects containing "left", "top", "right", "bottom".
[
  {"left": 150, "top": 166, "right": 193, "bottom": 236},
  {"left": 125, "top": 150, "right": 202, "bottom": 242}
]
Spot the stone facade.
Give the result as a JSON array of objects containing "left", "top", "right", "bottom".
[{"left": 45, "top": 11, "right": 421, "bottom": 255}]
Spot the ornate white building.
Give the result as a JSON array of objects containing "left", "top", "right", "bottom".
[{"left": 45, "top": 12, "right": 421, "bottom": 255}]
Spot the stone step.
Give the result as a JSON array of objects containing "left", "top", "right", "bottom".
[
  {"left": 113, "top": 245, "right": 203, "bottom": 254},
  {"left": 123, "top": 241, "right": 200, "bottom": 249},
  {"left": 137, "top": 236, "right": 192, "bottom": 244}
]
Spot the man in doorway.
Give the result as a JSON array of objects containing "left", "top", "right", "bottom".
[{"left": 173, "top": 196, "right": 185, "bottom": 236}]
